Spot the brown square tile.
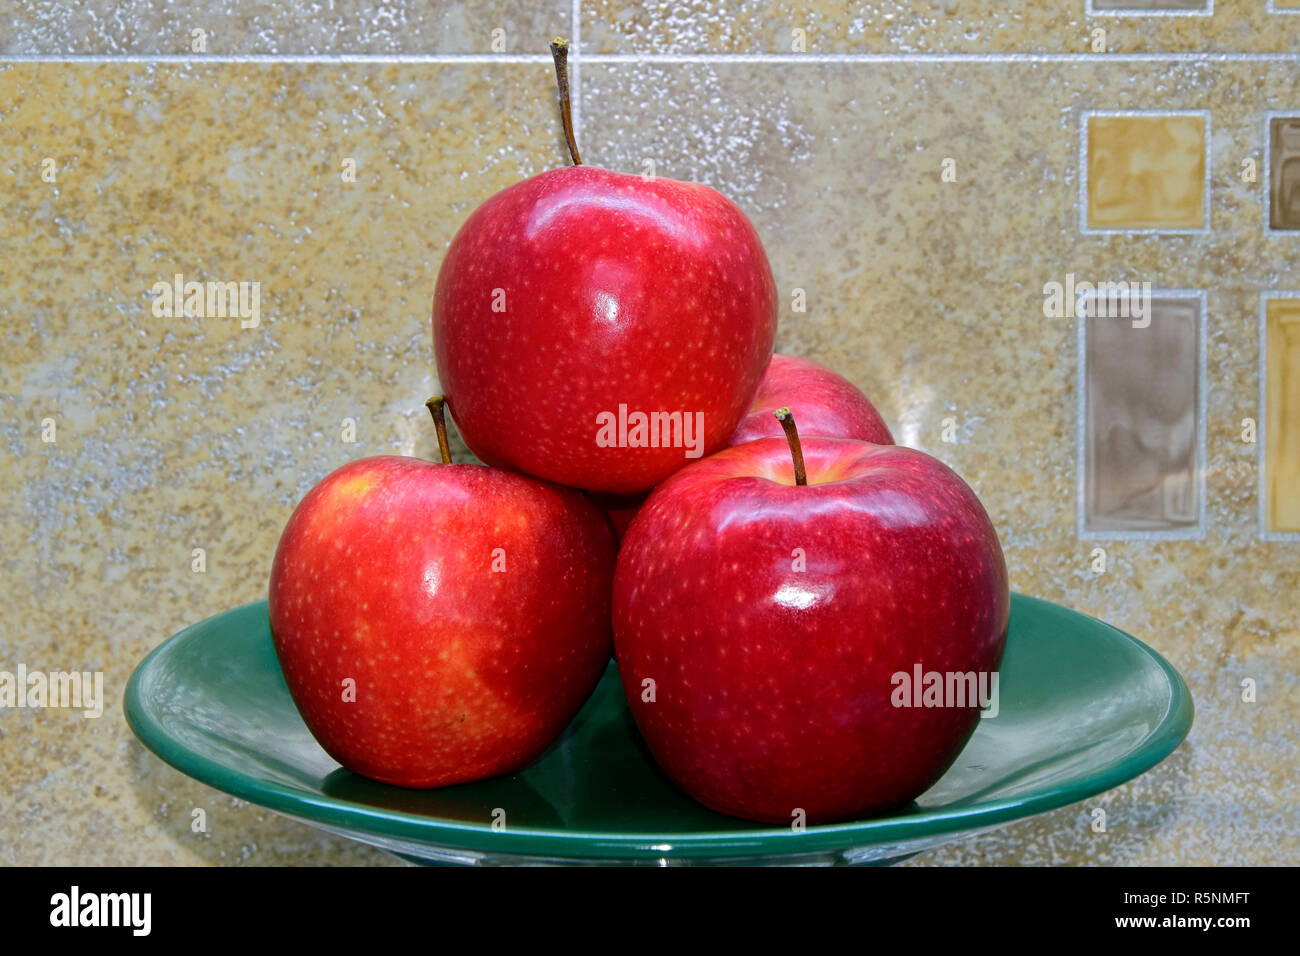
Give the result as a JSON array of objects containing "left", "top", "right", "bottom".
[
  {"left": 1091, "top": 0, "right": 1209, "bottom": 10},
  {"left": 1269, "top": 116, "right": 1300, "bottom": 230},
  {"left": 1083, "top": 295, "right": 1202, "bottom": 533}
]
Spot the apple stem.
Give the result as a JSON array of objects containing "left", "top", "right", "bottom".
[
  {"left": 426, "top": 396, "right": 452, "bottom": 465},
  {"left": 774, "top": 407, "right": 807, "bottom": 487},
  {"left": 550, "top": 38, "right": 583, "bottom": 166}
]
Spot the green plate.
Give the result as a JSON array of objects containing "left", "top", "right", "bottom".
[{"left": 124, "top": 594, "right": 1193, "bottom": 865}]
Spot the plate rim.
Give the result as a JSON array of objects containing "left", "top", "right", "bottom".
[{"left": 123, "top": 593, "right": 1195, "bottom": 861}]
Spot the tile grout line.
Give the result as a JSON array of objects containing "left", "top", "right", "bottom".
[
  {"left": 558, "top": 51, "right": 1300, "bottom": 63},
  {"left": 0, "top": 54, "right": 554, "bottom": 64},
  {"left": 5, "top": 52, "right": 1300, "bottom": 64}
]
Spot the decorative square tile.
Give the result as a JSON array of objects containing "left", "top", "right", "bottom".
[
  {"left": 1268, "top": 115, "right": 1300, "bottom": 231},
  {"left": 1262, "top": 296, "right": 1300, "bottom": 535},
  {"left": 1089, "top": 0, "right": 1212, "bottom": 15},
  {"left": 1080, "top": 293, "right": 1205, "bottom": 536},
  {"left": 1082, "top": 111, "right": 1209, "bottom": 232},
  {"left": 1268, "top": 0, "right": 1300, "bottom": 12}
]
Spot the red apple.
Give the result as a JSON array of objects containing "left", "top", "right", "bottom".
[
  {"left": 269, "top": 402, "right": 617, "bottom": 788},
  {"left": 433, "top": 43, "right": 777, "bottom": 495},
  {"left": 613, "top": 412, "right": 1008, "bottom": 824},
  {"left": 727, "top": 353, "right": 894, "bottom": 447},
  {"left": 602, "top": 355, "right": 894, "bottom": 537}
]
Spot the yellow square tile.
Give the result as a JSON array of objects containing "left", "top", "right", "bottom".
[
  {"left": 1273, "top": 0, "right": 1300, "bottom": 9},
  {"left": 1086, "top": 114, "right": 1207, "bottom": 229},
  {"left": 1266, "top": 298, "right": 1300, "bottom": 532}
]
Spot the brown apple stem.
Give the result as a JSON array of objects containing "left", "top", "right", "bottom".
[
  {"left": 550, "top": 37, "right": 583, "bottom": 166},
  {"left": 426, "top": 396, "right": 452, "bottom": 465},
  {"left": 774, "top": 407, "right": 807, "bottom": 487}
]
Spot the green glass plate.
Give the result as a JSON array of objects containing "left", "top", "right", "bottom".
[{"left": 124, "top": 594, "right": 1193, "bottom": 865}]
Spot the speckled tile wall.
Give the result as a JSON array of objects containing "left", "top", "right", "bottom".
[
  {"left": 0, "top": 2, "right": 572, "bottom": 54},
  {"left": 1, "top": 3, "right": 1297, "bottom": 866},
  {"left": 580, "top": 0, "right": 1300, "bottom": 52}
]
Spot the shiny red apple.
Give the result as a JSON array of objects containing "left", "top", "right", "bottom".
[
  {"left": 613, "top": 412, "right": 1008, "bottom": 824},
  {"left": 433, "top": 43, "right": 777, "bottom": 495},
  {"left": 601, "top": 354, "right": 894, "bottom": 538},
  {"left": 269, "top": 402, "right": 617, "bottom": 788},
  {"left": 727, "top": 353, "right": 894, "bottom": 447}
]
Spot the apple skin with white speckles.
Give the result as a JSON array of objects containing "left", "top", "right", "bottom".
[
  {"left": 433, "top": 165, "right": 778, "bottom": 495},
  {"left": 597, "top": 354, "right": 893, "bottom": 539},
  {"left": 268, "top": 455, "right": 617, "bottom": 789},
  {"left": 612, "top": 437, "right": 1009, "bottom": 824},
  {"left": 726, "top": 353, "right": 895, "bottom": 448}
]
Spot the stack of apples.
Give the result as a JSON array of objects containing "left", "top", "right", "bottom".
[{"left": 269, "top": 42, "right": 1009, "bottom": 825}]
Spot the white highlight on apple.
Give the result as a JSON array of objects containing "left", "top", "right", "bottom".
[
  {"left": 1043, "top": 273, "right": 1152, "bottom": 329},
  {"left": 0, "top": 665, "right": 103, "bottom": 718},
  {"left": 595, "top": 405, "right": 705, "bottom": 459},
  {"left": 890, "top": 665, "right": 1000, "bottom": 719},
  {"left": 773, "top": 583, "right": 818, "bottom": 610}
]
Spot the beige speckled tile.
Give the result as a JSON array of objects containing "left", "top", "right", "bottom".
[
  {"left": 584, "top": 0, "right": 1300, "bottom": 53},
  {"left": 581, "top": 57, "right": 1300, "bottom": 864},
  {"left": 0, "top": 1, "right": 569, "bottom": 54},
  {"left": 3, "top": 20, "right": 1300, "bottom": 868},
  {"left": 0, "top": 60, "right": 565, "bottom": 865}
]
